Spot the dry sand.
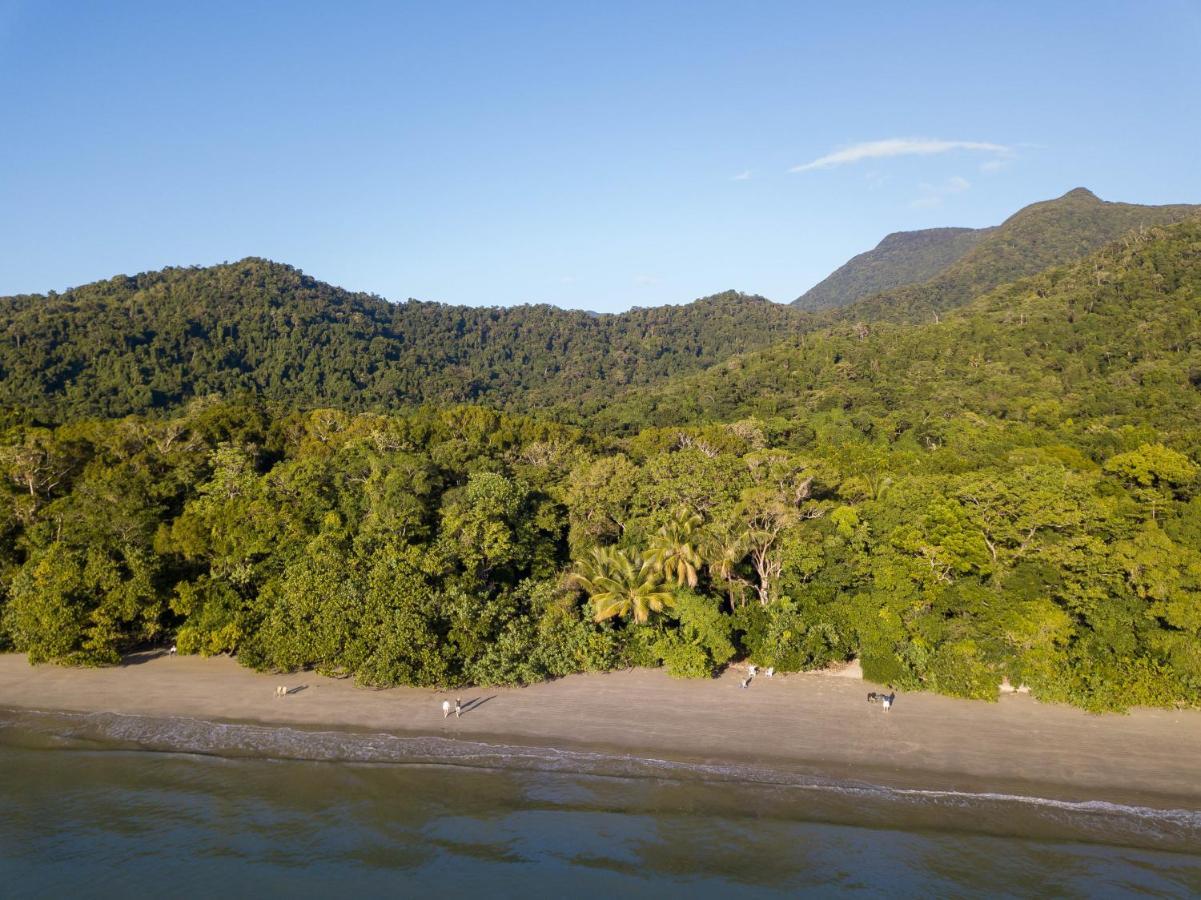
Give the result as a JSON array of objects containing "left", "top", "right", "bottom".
[{"left": 2, "top": 652, "right": 1200, "bottom": 806}]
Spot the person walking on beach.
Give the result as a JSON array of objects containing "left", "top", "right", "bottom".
[
  {"left": 442, "top": 699, "right": 451, "bottom": 719},
  {"left": 455, "top": 697, "right": 462, "bottom": 718}
]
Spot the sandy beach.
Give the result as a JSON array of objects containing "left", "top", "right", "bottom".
[{"left": 2, "top": 652, "right": 1200, "bottom": 807}]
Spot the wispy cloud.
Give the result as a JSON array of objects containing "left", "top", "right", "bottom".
[
  {"left": 732, "top": 170, "right": 751, "bottom": 181},
  {"left": 979, "top": 158, "right": 1009, "bottom": 174},
  {"left": 633, "top": 274, "right": 660, "bottom": 286},
  {"left": 790, "top": 138, "right": 1009, "bottom": 173},
  {"left": 911, "top": 175, "right": 971, "bottom": 208}
]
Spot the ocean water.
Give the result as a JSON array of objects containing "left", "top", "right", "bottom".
[{"left": 2, "top": 709, "right": 1200, "bottom": 898}]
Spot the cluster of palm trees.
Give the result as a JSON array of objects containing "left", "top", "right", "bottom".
[
  {"left": 570, "top": 505, "right": 793, "bottom": 623},
  {"left": 569, "top": 545, "right": 676, "bottom": 624},
  {"left": 569, "top": 508, "right": 704, "bottom": 624}
]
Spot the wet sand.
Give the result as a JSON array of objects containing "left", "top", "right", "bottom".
[{"left": 2, "top": 652, "right": 1199, "bottom": 806}]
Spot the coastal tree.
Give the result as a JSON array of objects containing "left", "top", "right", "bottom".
[
  {"left": 570, "top": 546, "right": 675, "bottom": 624},
  {"left": 646, "top": 507, "right": 705, "bottom": 588}
]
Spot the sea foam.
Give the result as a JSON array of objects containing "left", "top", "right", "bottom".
[{"left": 4, "top": 706, "right": 1199, "bottom": 852}]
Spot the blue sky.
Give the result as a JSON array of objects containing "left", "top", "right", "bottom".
[{"left": 2, "top": 1, "right": 1199, "bottom": 311}]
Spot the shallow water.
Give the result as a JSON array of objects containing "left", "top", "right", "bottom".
[{"left": 2, "top": 709, "right": 1199, "bottom": 898}]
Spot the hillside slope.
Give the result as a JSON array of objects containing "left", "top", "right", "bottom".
[
  {"left": 589, "top": 219, "right": 1201, "bottom": 441},
  {"left": 794, "top": 226, "right": 988, "bottom": 311},
  {"left": 0, "top": 260, "right": 808, "bottom": 421},
  {"left": 2, "top": 189, "right": 1196, "bottom": 425}
]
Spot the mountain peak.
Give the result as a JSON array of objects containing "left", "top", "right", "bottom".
[{"left": 796, "top": 188, "right": 1200, "bottom": 313}]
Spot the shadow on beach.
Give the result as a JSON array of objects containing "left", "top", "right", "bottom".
[
  {"left": 120, "top": 650, "right": 171, "bottom": 667},
  {"left": 461, "top": 696, "right": 495, "bottom": 714}
]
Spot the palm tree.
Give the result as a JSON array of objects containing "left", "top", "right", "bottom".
[
  {"left": 647, "top": 507, "right": 704, "bottom": 588},
  {"left": 702, "top": 520, "right": 753, "bottom": 611},
  {"left": 570, "top": 545, "right": 675, "bottom": 624}
]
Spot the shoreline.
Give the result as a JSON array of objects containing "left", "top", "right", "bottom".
[{"left": 2, "top": 653, "right": 1201, "bottom": 810}]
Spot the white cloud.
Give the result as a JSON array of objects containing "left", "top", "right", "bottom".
[
  {"left": 911, "top": 175, "right": 971, "bottom": 208},
  {"left": 790, "top": 138, "right": 1009, "bottom": 173},
  {"left": 732, "top": 170, "right": 751, "bottom": 181},
  {"left": 633, "top": 274, "right": 660, "bottom": 286},
  {"left": 979, "top": 158, "right": 1009, "bottom": 174},
  {"left": 559, "top": 276, "right": 577, "bottom": 285}
]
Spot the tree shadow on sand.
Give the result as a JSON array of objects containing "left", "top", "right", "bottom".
[{"left": 120, "top": 650, "right": 172, "bottom": 667}]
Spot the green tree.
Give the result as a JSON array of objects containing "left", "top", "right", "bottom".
[
  {"left": 570, "top": 546, "right": 675, "bottom": 624},
  {"left": 1105, "top": 443, "right": 1199, "bottom": 520},
  {"left": 646, "top": 507, "right": 705, "bottom": 588}
]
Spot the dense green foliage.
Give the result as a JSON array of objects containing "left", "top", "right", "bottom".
[
  {"left": 2, "top": 190, "right": 1194, "bottom": 428},
  {"left": 795, "top": 226, "right": 987, "bottom": 311},
  {"left": 1, "top": 395, "right": 1197, "bottom": 709},
  {"left": 0, "top": 262, "right": 804, "bottom": 421},
  {"left": 593, "top": 220, "right": 1201, "bottom": 441},
  {"left": 2, "top": 198, "right": 1200, "bottom": 712}
]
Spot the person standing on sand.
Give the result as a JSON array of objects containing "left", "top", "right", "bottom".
[
  {"left": 455, "top": 697, "right": 462, "bottom": 718},
  {"left": 442, "top": 699, "right": 451, "bottom": 718}
]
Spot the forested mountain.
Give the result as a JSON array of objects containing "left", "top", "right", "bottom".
[
  {"left": 826, "top": 188, "right": 1201, "bottom": 324},
  {"left": 590, "top": 219, "right": 1201, "bottom": 440},
  {"left": 795, "top": 226, "right": 988, "bottom": 311},
  {"left": 795, "top": 188, "right": 1200, "bottom": 321},
  {"left": 2, "top": 189, "right": 1196, "bottom": 426},
  {"left": 0, "top": 261, "right": 807, "bottom": 421}
]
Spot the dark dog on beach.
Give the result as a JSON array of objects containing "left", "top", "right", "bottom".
[{"left": 866, "top": 691, "right": 881, "bottom": 703}]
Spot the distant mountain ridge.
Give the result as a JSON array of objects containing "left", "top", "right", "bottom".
[
  {"left": 2, "top": 188, "right": 1198, "bottom": 424},
  {"left": 797, "top": 188, "right": 1201, "bottom": 320},
  {"left": 795, "top": 226, "right": 989, "bottom": 311},
  {"left": 587, "top": 218, "right": 1201, "bottom": 434}
]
